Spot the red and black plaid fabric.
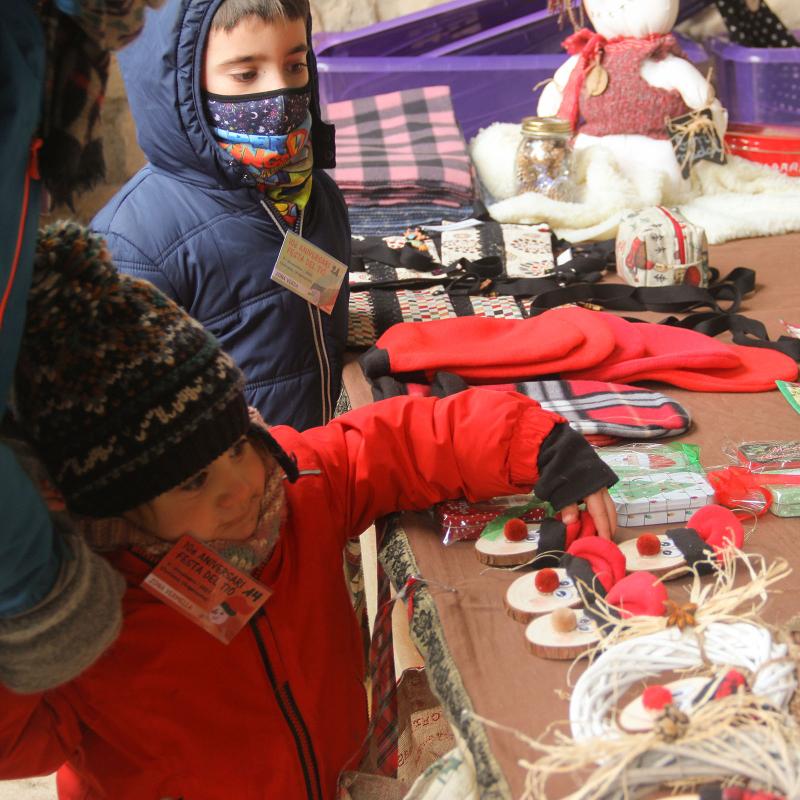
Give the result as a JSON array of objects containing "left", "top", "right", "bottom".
[
  {"left": 324, "top": 86, "right": 475, "bottom": 208},
  {"left": 369, "top": 374, "right": 692, "bottom": 441}
]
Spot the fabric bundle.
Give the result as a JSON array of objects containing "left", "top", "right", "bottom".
[
  {"left": 359, "top": 306, "right": 799, "bottom": 392},
  {"left": 324, "top": 86, "right": 475, "bottom": 234},
  {"left": 346, "top": 203, "right": 476, "bottom": 238},
  {"left": 368, "top": 374, "right": 692, "bottom": 445},
  {"left": 348, "top": 222, "right": 555, "bottom": 348}
]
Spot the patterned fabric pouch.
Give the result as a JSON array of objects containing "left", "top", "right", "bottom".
[{"left": 348, "top": 222, "right": 557, "bottom": 348}]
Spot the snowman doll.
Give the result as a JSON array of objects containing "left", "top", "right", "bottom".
[{"left": 538, "top": 0, "right": 728, "bottom": 196}]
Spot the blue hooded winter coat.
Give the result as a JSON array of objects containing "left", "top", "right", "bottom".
[{"left": 92, "top": 0, "right": 350, "bottom": 430}]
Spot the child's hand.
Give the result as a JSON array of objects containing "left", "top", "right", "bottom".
[{"left": 560, "top": 488, "right": 617, "bottom": 540}]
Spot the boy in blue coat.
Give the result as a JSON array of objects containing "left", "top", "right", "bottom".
[{"left": 92, "top": 0, "right": 349, "bottom": 429}]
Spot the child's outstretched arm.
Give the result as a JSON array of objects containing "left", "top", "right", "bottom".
[{"left": 289, "top": 388, "right": 618, "bottom": 540}]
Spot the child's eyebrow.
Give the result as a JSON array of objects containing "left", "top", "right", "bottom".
[{"left": 218, "top": 44, "right": 308, "bottom": 67}]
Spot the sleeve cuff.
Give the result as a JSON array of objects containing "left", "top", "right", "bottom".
[{"left": 533, "top": 423, "right": 618, "bottom": 510}]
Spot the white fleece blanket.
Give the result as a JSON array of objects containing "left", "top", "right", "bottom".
[{"left": 470, "top": 122, "right": 800, "bottom": 244}]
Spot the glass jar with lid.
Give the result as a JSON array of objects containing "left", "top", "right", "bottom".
[{"left": 515, "top": 116, "right": 575, "bottom": 201}]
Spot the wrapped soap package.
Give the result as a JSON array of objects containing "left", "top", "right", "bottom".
[
  {"left": 615, "top": 206, "right": 709, "bottom": 288},
  {"left": 735, "top": 440, "right": 800, "bottom": 472},
  {"left": 766, "top": 472, "right": 800, "bottom": 517},
  {"left": 598, "top": 443, "right": 714, "bottom": 527},
  {"left": 435, "top": 494, "right": 550, "bottom": 545}
]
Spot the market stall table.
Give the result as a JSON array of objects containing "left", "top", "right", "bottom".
[{"left": 343, "top": 232, "right": 800, "bottom": 800}]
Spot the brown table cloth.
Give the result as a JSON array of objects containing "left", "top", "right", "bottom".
[{"left": 343, "top": 233, "right": 800, "bottom": 800}]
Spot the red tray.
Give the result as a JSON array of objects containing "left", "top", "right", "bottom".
[{"left": 725, "top": 123, "right": 800, "bottom": 177}]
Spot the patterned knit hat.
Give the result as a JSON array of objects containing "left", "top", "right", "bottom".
[{"left": 15, "top": 222, "right": 255, "bottom": 518}]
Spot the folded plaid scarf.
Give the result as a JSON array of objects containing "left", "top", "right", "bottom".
[
  {"left": 369, "top": 373, "right": 692, "bottom": 441},
  {"left": 324, "top": 86, "right": 475, "bottom": 208}
]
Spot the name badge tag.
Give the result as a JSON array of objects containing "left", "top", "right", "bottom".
[
  {"left": 271, "top": 231, "right": 347, "bottom": 314},
  {"left": 142, "top": 535, "right": 271, "bottom": 644}
]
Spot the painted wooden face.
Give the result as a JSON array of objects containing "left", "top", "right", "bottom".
[{"left": 583, "top": 0, "right": 679, "bottom": 38}]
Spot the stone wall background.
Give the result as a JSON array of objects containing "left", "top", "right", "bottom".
[{"left": 53, "top": 0, "right": 446, "bottom": 224}]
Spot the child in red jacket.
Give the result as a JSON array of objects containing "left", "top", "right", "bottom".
[{"left": 2, "top": 223, "right": 616, "bottom": 800}]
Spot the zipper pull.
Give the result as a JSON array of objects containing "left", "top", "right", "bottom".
[{"left": 28, "top": 138, "right": 43, "bottom": 180}]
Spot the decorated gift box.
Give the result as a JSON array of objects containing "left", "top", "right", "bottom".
[
  {"left": 599, "top": 444, "right": 715, "bottom": 526},
  {"left": 615, "top": 207, "right": 709, "bottom": 288}
]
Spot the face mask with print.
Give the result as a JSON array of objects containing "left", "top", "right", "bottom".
[{"left": 205, "top": 85, "right": 311, "bottom": 138}]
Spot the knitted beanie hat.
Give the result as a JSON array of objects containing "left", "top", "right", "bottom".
[{"left": 15, "top": 222, "right": 253, "bottom": 518}]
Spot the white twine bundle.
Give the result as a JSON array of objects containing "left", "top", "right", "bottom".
[
  {"left": 515, "top": 693, "right": 800, "bottom": 800},
  {"left": 576, "top": 549, "right": 792, "bottom": 665},
  {"left": 570, "top": 621, "right": 797, "bottom": 741}
]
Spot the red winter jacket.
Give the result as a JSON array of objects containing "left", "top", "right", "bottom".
[{"left": 0, "top": 391, "right": 562, "bottom": 799}]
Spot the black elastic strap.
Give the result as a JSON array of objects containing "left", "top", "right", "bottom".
[
  {"left": 668, "top": 528, "right": 716, "bottom": 575},
  {"left": 659, "top": 312, "right": 800, "bottom": 361},
  {"left": 350, "top": 238, "right": 441, "bottom": 273}
]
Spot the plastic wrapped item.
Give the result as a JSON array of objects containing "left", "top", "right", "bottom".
[
  {"left": 598, "top": 444, "right": 714, "bottom": 527},
  {"left": 435, "top": 494, "right": 550, "bottom": 545},
  {"left": 598, "top": 443, "right": 703, "bottom": 478},
  {"left": 734, "top": 440, "right": 800, "bottom": 472},
  {"left": 766, "top": 471, "right": 800, "bottom": 517}
]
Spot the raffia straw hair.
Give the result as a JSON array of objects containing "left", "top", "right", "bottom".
[
  {"left": 510, "top": 691, "right": 800, "bottom": 800},
  {"left": 582, "top": 548, "right": 791, "bottom": 663}
]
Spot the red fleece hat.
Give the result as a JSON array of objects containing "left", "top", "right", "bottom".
[
  {"left": 361, "top": 307, "right": 617, "bottom": 382},
  {"left": 568, "top": 313, "right": 741, "bottom": 382},
  {"left": 686, "top": 504, "right": 744, "bottom": 553},
  {"left": 642, "top": 342, "right": 798, "bottom": 392},
  {"left": 606, "top": 572, "right": 667, "bottom": 618},
  {"left": 567, "top": 537, "right": 627, "bottom": 592}
]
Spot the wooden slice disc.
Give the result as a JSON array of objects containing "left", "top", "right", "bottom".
[
  {"left": 525, "top": 609, "right": 599, "bottom": 659},
  {"left": 504, "top": 568, "right": 581, "bottom": 624},
  {"left": 585, "top": 63, "right": 609, "bottom": 97},
  {"left": 619, "top": 676, "right": 710, "bottom": 733},
  {"left": 618, "top": 534, "right": 688, "bottom": 578},
  {"left": 475, "top": 523, "right": 541, "bottom": 566}
]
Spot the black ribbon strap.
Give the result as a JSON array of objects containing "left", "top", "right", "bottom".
[
  {"left": 668, "top": 528, "right": 716, "bottom": 575},
  {"left": 531, "top": 518, "right": 568, "bottom": 568}
]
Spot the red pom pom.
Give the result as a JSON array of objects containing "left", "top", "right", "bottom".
[
  {"left": 642, "top": 685, "right": 673, "bottom": 712},
  {"left": 534, "top": 568, "right": 560, "bottom": 595},
  {"left": 503, "top": 518, "right": 529, "bottom": 542},
  {"left": 636, "top": 534, "right": 661, "bottom": 557}
]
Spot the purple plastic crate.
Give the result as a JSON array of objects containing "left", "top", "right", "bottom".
[
  {"left": 429, "top": 0, "right": 711, "bottom": 56},
  {"left": 709, "top": 36, "right": 800, "bottom": 125},
  {"left": 316, "top": 0, "right": 715, "bottom": 139},
  {"left": 319, "top": 55, "right": 573, "bottom": 140},
  {"left": 313, "top": 0, "right": 546, "bottom": 58},
  {"left": 318, "top": 42, "right": 709, "bottom": 140},
  {"left": 428, "top": 14, "right": 706, "bottom": 63}
]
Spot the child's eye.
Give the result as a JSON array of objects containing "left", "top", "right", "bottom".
[
  {"left": 287, "top": 62, "right": 307, "bottom": 74},
  {"left": 232, "top": 70, "right": 258, "bottom": 83},
  {"left": 180, "top": 471, "right": 208, "bottom": 492}
]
